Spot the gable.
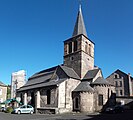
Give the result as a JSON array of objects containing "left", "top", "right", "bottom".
[
  {"left": 59, "top": 65, "right": 80, "bottom": 80},
  {"left": 55, "top": 66, "right": 68, "bottom": 79},
  {"left": 106, "top": 69, "right": 129, "bottom": 82},
  {"left": 83, "top": 68, "right": 103, "bottom": 82},
  {"left": 92, "top": 69, "right": 103, "bottom": 82}
]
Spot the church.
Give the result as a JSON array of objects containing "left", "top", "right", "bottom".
[{"left": 17, "top": 5, "right": 115, "bottom": 114}]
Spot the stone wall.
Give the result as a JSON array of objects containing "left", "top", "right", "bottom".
[
  {"left": 81, "top": 35, "right": 94, "bottom": 78},
  {"left": 58, "top": 81, "right": 66, "bottom": 109},
  {"left": 58, "top": 79, "right": 80, "bottom": 113},
  {"left": 93, "top": 85, "right": 115, "bottom": 111},
  {"left": 65, "top": 79, "right": 80, "bottom": 110},
  {"left": 64, "top": 52, "right": 82, "bottom": 78},
  {"left": 80, "top": 92, "right": 94, "bottom": 113},
  {"left": 40, "top": 87, "right": 58, "bottom": 107}
]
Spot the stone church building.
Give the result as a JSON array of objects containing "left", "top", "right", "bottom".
[{"left": 17, "top": 6, "right": 115, "bottom": 114}]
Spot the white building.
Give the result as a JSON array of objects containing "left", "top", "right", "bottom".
[
  {"left": 0, "top": 81, "right": 7, "bottom": 103},
  {"left": 11, "top": 70, "right": 26, "bottom": 99}
]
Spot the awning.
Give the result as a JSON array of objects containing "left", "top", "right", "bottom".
[{"left": 1, "top": 98, "right": 22, "bottom": 105}]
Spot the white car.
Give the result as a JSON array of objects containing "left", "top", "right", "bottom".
[{"left": 13, "top": 105, "right": 34, "bottom": 114}]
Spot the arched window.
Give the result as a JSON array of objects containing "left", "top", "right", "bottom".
[
  {"left": 68, "top": 42, "right": 72, "bottom": 53},
  {"left": 98, "top": 94, "right": 103, "bottom": 106},
  {"left": 85, "top": 42, "right": 88, "bottom": 53},
  {"left": 20, "top": 93, "right": 23, "bottom": 104},
  {"left": 75, "top": 97, "right": 79, "bottom": 109},
  {"left": 89, "top": 44, "right": 91, "bottom": 55},
  {"left": 74, "top": 41, "right": 78, "bottom": 52},
  {"left": 47, "top": 90, "right": 51, "bottom": 104},
  {"left": 114, "top": 74, "right": 119, "bottom": 79},
  {"left": 31, "top": 92, "right": 35, "bottom": 107}
]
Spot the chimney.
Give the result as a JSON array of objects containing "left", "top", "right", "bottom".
[
  {"left": 128, "top": 73, "right": 133, "bottom": 96},
  {"left": 128, "top": 73, "right": 131, "bottom": 77}
]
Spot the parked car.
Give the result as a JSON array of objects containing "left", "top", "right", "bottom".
[
  {"left": 12, "top": 105, "right": 34, "bottom": 114},
  {"left": 0, "top": 107, "right": 6, "bottom": 112},
  {"left": 105, "top": 105, "right": 124, "bottom": 113}
]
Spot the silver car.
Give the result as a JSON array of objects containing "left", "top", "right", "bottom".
[{"left": 13, "top": 105, "right": 34, "bottom": 114}]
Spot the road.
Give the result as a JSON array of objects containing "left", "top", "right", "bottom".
[
  {"left": 0, "top": 112, "right": 92, "bottom": 120},
  {"left": 0, "top": 110, "right": 133, "bottom": 120}
]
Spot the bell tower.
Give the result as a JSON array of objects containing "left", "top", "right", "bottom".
[{"left": 64, "top": 5, "right": 94, "bottom": 79}]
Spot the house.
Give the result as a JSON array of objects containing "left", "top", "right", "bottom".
[
  {"left": 106, "top": 69, "right": 133, "bottom": 107},
  {"left": 106, "top": 69, "right": 133, "bottom": 97},
  {"left": 17, "top": 5, "right": 115, "bottom": 114},
  {"left": 0, "top": 81, "right": 7, "bottom": 103}
]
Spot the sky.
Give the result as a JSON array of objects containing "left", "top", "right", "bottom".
[{"left": 0, "top": 0, "right": 133, "bottom": 85}]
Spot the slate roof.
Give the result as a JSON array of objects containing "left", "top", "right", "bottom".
[
  {"left": 29, "top": 66, "right": 57, "bottom": 79},
  {"left": 73, "top": 81, "right": 94, "bottom": 92},
  {"left": 0, "top": 81, "right": 7, "bottom": 87},
  {"left": 106, "top": 69, "right": 133, "bottom": 80},
  {"left": 18, "top": 78, "right": 66, "bottom": 92},
  {"left": 83, "top": 69, "right": 100, "bottom": 80},
  {"left": 72, "top": 5, "right": 87, "bottom": 37},
  {"left": 91, "top": 77, "right": 111, "bottom": 85},
  {"left": 60, "top": 65, "right": 80, "bottom": 80},
  {"left": 18, "top": 65, "right": 80, "bottom": 92}
]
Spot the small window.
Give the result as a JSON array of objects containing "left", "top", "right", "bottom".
[
  {"left": 120, "top": 90, "right": 123, "bottom": 96},
  {"left": 70, "top": 56, "right": 74, "bottom": 61},
  {"left": 119, "top": 81, "right": 122, "bottom": 87},
  {"left": 68, "top": 42, "right": 72, "bottom": 53},
  {"left": 115, "top": 81, "right": 118, "bottom": 87},
  {"left": 98, "top": 94, "right": 103, "bottom": 106},
  {"left": 74, "top": 41, "right": 78, "bottom": 52},
  {"left": 114, "top": 74, "right": 119, "bottom": 79},
  {"left": 89, "top": 44, "right": 91, "bottom": 55},
  {"left": 116, "top": 90, "right": 118, "bottom": 96}
]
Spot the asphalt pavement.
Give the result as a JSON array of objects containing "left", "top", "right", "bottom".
[{"left": 0, "top": 110, "right": 133, "bottom": 120}]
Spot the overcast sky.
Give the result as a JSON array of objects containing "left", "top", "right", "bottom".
[{"left": 0, "top": 0, "right": 133, "bottom": 85}]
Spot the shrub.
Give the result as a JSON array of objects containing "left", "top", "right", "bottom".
[{"left": 5, "top": 107, "right": 13, "bottom": 113}]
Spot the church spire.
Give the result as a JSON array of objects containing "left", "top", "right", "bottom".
[{"left": 72, "top": 4, "right": 87, "bottom": 37}]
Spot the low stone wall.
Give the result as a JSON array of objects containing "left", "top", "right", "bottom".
[
  {"left": 116, "top": 96, "right": 133, "bottom": 109},
  {"left": 37, "top": 107, "right": 58, "bottom": 114}
]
